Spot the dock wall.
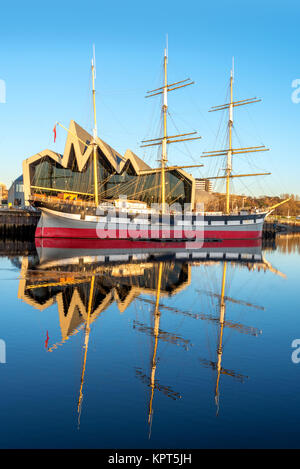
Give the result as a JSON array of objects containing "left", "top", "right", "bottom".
[{"left": 0, "top": 209, "right": 40, "bottom": 239}]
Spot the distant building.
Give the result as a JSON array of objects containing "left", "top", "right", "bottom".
[
  {"left": 8, "top": 175, "right": 24, "bottom": 207},
  {"left": 195, "top": 178, "right": 213, "bottom": 193},
  {"left": 0, "top": 183, "right": 8, "bottom": 205}
]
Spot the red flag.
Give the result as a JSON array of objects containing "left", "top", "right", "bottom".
[
  {"left": 53, "top": 124, "right": 57, "bottom": 143},
  {"left": 45, "top": 330, "right": 49, "bottom": 349}
]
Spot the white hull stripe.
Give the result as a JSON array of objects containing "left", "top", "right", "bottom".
[{"left": 39, "top": 207, "right": 265, "bottom": 233}]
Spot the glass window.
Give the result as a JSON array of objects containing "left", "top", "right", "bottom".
[{"left": 30, "top": 150, "right": 192, "bottom": 206}]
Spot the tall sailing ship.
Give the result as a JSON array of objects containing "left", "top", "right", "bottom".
[{"left": 25, "top": 46, "right": 287, "bottom": 241}]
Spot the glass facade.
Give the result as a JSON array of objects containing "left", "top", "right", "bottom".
[
  {"left": 32, "top": 151, "right": 96, "bottom": 200},
  {"left": 30, "top": 148, "right": 192, "bottom": 206},
  {"left": 104, "top": 169, "right": 191, "bottom": 206}
]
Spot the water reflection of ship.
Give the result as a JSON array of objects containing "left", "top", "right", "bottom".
[
  {"left": 18, "top": 243, "right": 194, "bottom": 428},
  {"left": 132, "top": 250, "right": 285, "bottom": 432},
  {"left": 134, "top": 261, "right": 186, "bottom": 439},
  {"left": 199, "top": 261, "right": 259, "bottom": 416},
  {"left": 17, "top": 238, "right": 285, "bottom": 431},
  {"left": 198, "top": 253, "right": 286, "bottom": 415}
]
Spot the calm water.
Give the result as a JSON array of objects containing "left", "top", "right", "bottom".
[{"left": 0, "top": 235, "right": 299, "bottom": 449}]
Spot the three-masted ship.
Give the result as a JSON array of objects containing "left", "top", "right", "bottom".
[{"left": 30, "top": 47, "right": 285, "bottom": 241}]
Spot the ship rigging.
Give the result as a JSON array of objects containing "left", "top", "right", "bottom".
[{"left": 23, "top": 45, "right": 291, "bottom": 240}]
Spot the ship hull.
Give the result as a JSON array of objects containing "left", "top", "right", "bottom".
[
  {"left": 35, "top": 237, "right": 263, "bottom": 268},
  {"left": 35, "top": 207, "right": 267, "bottom": 241}
]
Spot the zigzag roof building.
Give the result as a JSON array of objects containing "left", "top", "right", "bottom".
[{"left": 23, "top": 120, "right": 195, "bottom": 208}]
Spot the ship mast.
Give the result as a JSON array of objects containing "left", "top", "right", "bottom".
[
  {"left": 91, "top": 46, "right": 99, "bottom": 207},
  {"left": 203, "top": 60, "right": 271, "bottom": 214},
  {"left": 142, "top": 39, "right": 203, "bottom": 212},
  {"left": 161, "top": 47, "right": 168, "bottom": 212},
  {"left": 50, "top": 47, "right": 99, "bottom": 205},
  {"left": 226, "top": 62, "right": 234, "bottom": 214}
]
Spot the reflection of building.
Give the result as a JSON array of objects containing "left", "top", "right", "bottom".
[
  {"left": 16, "top": 241, "right": 287, "bottom": 434},
  {"left": 273, "top": 233, "right": 300, "bottom": 255},
  {"left": 17, "top": 249, "right": 192, "bottom": 430},
  {"left": 23, "top": 120, "right": 195, "bottom": 208},
  {"left": 18, "top": 256, "right": 191, "bottom": 341},
  {"left": 8, "top": 175, "right": 24, "bottom": 207},
  {"left": 17, "top": 239, "right": 273, "bottom": 346}
]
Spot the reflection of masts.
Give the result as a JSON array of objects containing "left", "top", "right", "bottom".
[
  {"left": 261, "top": 255, "right": 286, "bottom": 278},
  {"left": 199, "top": 262, "right": 249, "bottom": 416},
  {"left": 138, "top": 296, "right": 261, "bottom": 336},
  {"left": 148, "top": 262, "right": 162, "bottom": 437},
  {"left": 77, "top": 275, "right": 95, "bottom": 428},
  {"left": 197, "top": 289, "right": 264, "bottom": 311},
  {"left": 215, "top": 262, "right": 227, "bottom": 414},
  {"left": 133, "top": 262, "right": 183, "bottom": 438}
]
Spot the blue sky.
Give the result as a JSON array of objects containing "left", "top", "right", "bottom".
[{"left": 0, "top": 0, "right": 299, "bottom": 197}]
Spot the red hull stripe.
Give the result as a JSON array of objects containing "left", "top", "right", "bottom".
[
  {"left": 35, "top": 226, "right": 262, "bottom": 240},
  {"left": 35, "top": 237, "right": 261, "bottom": 250}
]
